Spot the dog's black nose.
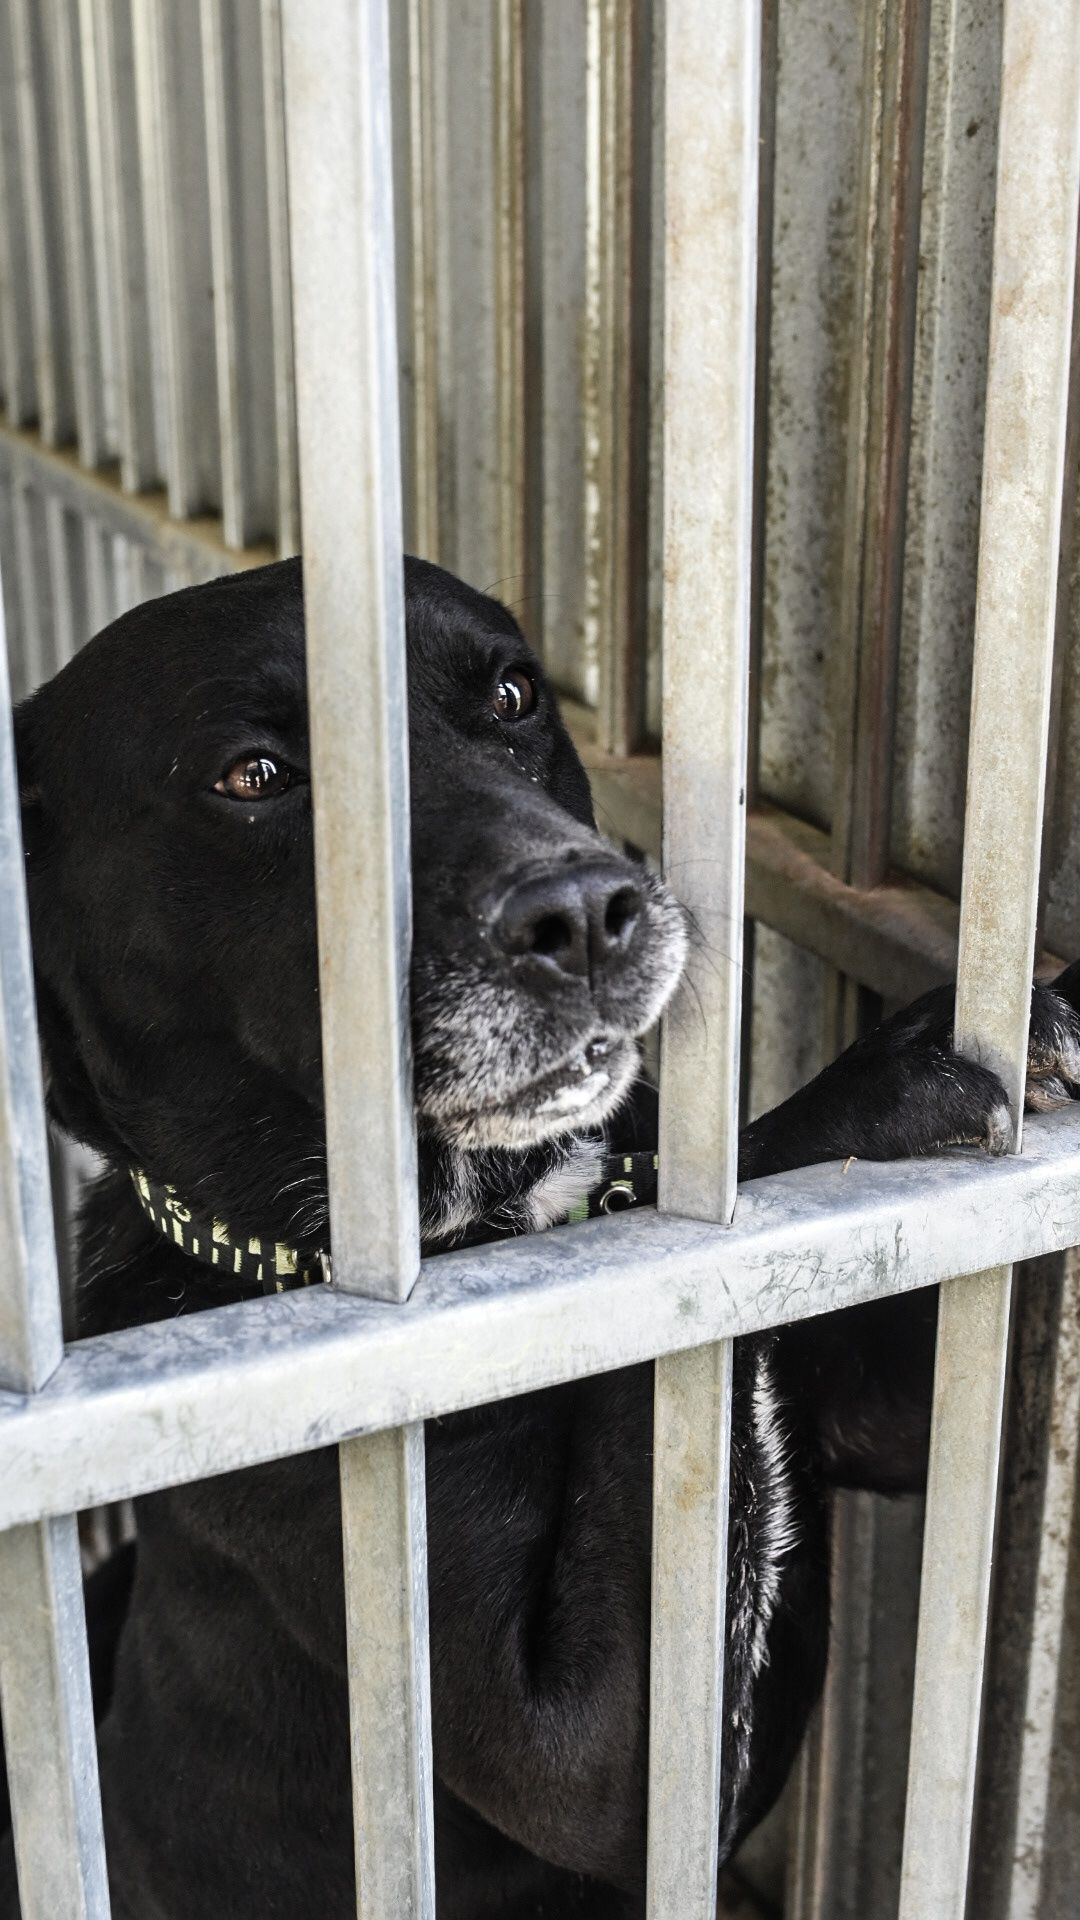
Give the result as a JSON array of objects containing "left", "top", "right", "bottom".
[{"left": 493, "top": 862, "right": 644, "bottom": 981}]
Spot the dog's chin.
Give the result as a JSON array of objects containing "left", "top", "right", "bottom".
[{"left": 429, "top": 1034, "right": 640, "bottom": 1152}]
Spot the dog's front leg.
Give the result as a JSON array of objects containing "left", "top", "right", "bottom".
[
  {"left": 424, "top": 1367, "right": 654, "bottom": 1899},
  {"left": 744, "top": 966, "right": 1080, "bottom": 1489}
]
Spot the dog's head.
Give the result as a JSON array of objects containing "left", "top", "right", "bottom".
[{"left": 15, "top": 558, "right": 685, "bottom": 1246}]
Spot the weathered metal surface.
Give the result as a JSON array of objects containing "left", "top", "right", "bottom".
[
  {"left": 340, "top": 1426, "right": 435, "bottom": 1920},
  {"left": 586, "top": 0, "right": 649, "bottom": 759},
  {"left": 10, "top": 0, "right": 74, "bottom": 449},
  {"left": 787, "top": 1492, "right": 924, "bottom": 1920},
  {"left": 757, "top": 0, "right": 865, "bottom": 830},
  {"left": 650, "top": 6, "right": 758, "bottom": 1893},
  {"left": 900, "top": 4, "right": 1080, "bottom": 1912},
  {"left": 0, "top": 550, "right": 61, "bottom": 1391},
  {"left": 831, "top": 0, "right": 930, "bottom": 893},
  {"left": 0, "top": 530, "right": 109, "bottom": 1915},
  {"left": 201, "top": 0, "right": 277, "bottom": 550},
  {"left": 257, "top": 0, "right": 300, "bottom": 558},
  {"left": 84, "top": 0, "right": 159, "bottom": 493},
  {"left": 969, "top": 1249, "right": 1080, "bottom": 1918},
  {"left": 2, "top": 1104, "right": 1080, "bottom": 1531},
  {"left": 281, "top": 10, "right": 430, "bottom": 1917},
  {"left": 0, "top": 1515, "right": 110, "bottom": 1920},
  {"left": 47, "top": 0, "right": 106, "bottom": 471},
  {"left": 892, "top": 0, "right": 1003, "bottom": 899},
  {"left": 648, "top": 1339, "right": 733, "bottom": 1918},
  {"left": 131, "top": 0, "right": 220, "bottom": 518},
  {"left": 281, "top": 0, "right": 418, "bottom": 1299},
  {"left": 0, "top": 0, "right": 36, "bottom": 426}
]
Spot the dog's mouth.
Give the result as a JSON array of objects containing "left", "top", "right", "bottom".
[{"left": 436, "top": 1031, "right": 640, "bottom": 1151}]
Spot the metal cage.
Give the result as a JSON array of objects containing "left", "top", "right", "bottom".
[{"left": 1, "top": 2, "right": 1079, "bottom": 1916}]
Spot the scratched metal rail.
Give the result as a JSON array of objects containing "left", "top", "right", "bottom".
[{"left": 0, "top": 2, "right": 1079, "bottom": 1918}]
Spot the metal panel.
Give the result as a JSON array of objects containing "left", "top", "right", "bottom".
[
  {"left": 87, "top": 0, "right": 158, "bottom": 492},
  {"left": 649, "top": 3, "right": 758, "bottom": 1908},
  {"left": 201, "top": 0, "right": 277, "bottom": 550},
  {"left": 892, "top": 0, "right": 1004, "bottom": 898},
  {"left": 257, "top": 0, "right": 300, "bottom": 557},
  {"left": 586, "top": 0, "right": 650, "bottom": 760},
  {"left": 5, "top": 1107, "right": 1080, "bottom": 1531},
  {"left": 528, "top": 0, "right": 590, "bottom": 697},
  {"left": 757, "top": 0, "right": 866, "bottom": 830},
  {"left": 899, "top": 3, "right": 1080, "bottom": 1912},
  {"left": 0, "top": 1, "right": 37, "bottom": 425},
  {"left": 131, "top": 0, "right": 220, "bottom": 518},
  {"left": 281, "top": 8, "right": 430, "bottom": 1919},
  {"left": 10, "top": 0, "right": 75, "bottom": 448},
  {"left": 47, "top": 0, "right": 107, "bottom": 470},
  {"left": 0, "top": 545, "right": 109, "bottom": 1916},
  {"left": 339, "top": 1425, "right": 434, "bottom": 1920},
  {"left": 968, "top": 1249, "right": 1080, "bottom": 1918}
]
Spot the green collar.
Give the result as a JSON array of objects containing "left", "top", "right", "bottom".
[{"left": 130, "top": 1149, "right": 660, "bottom": 1296}]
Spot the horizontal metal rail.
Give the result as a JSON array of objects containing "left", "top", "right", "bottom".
[{"left": 0, "top": 1105, "right": 1079, "bottom": 1534}]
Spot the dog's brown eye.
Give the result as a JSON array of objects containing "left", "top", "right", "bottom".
[
  {"left": 492, "top": 669, "right": 536, "bottom": 723},
  {"left": 215, "top": 755, "right": 292, "bottom": 801}
]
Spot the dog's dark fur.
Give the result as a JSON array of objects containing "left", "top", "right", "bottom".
[{"left": 2, "top": 557, "right": 1079, "bottom": 1917}]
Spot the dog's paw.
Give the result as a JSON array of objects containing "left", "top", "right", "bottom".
[{"left": 1027, "top": 965, "right": 1080, "bottom": 1112}]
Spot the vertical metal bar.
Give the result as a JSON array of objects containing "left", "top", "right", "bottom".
[
  {"left": 201, "top": 0, "right": 276, "bottom": 551},
  {"left": 75, "top": 0, "right": 119, "bottom": 459},
  {"left": 339, "top": 1424, "right": 434, "bottom": 1920},
  {"left": 0, "top": 550, "right": 110, "bottom": 1917},
  {"left": 404, "top": 0, "right": 439, "bottom": 561},
  {"left": 588, "top": 0, "right": 650, "bottom": 760},
  {"left": 281, "top": 9, "right": 430, "bottom": 1920},
  {"left": 282, "top": 0, "right": 418, "bottom": 1299},
  {"left": 899, "top": 5, "right": 1080, "bottom": 1914},
  {"left": 258, "top": 0, "right": 301, "bottom": 557},
  {"left": 131, "top": 0, "right": 219, "bottom": 519},
  {"left": 649, "top": 3, "right": 759, "bottom": 1916},
  {"left": 90, "top": 0, "right": 158, "bottom": 492},
  {"left": 0, "top": 0, "right": 38, "bottom": 425},
  {"left": 493, "top": 0, "right": 525, "bottom": 595},
  {"left": 48, "top": 0, "right": 106, "bottom": 470},
  {"left": 10, "top": 0, "right": 75, "bottom": 448}
]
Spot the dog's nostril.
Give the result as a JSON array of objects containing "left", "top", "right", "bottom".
[
  {"left": 604, "top": 886, "right": 640, "bottom": 947},
  {"left": 532, "top": 911, "right": 575, "bottom": 959}
]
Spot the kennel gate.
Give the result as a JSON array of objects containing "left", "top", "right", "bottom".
[{"left": 1, "top": 1, "right": 1080, "bottom": 1916}]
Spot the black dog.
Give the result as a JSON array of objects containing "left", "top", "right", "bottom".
[{"left": 2, "top": 557, "right": 1079, "bottom": 1917}]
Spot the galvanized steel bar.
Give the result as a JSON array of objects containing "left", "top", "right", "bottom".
[
  {"left": 0, "top": 1516, "right": 110, "bottom": 1920},
  {"left": 257, "top": 0, "right": 300, "bottom": 557},
  {"left": 587, "top": 0, "right": 649, "bottom": 760},
  {"left": 0, "top": 563, "right": 62, "bottom": 1394},
  {"left": 0, "top": 1, "right": 37, "bottom": 426},
  {"left": 282, "top": 6, "right": 429, "bottom": 1916},
  {"left": 899, "top": 4, "right": 1080, "bottom": 1914},
  {"left": 47, "top": 0, "right": 105, "bottom": 470},
  {"left": 131, "top": 0, "right": 219, "bottom": 519},
  {"left": 281, "top": 0, "right": 418, "bottom": 1299},
  {"left": 89, "top": 0, "right": 157, "bottom": 492},
  {"left": 201, "top": 0, "right": 276, "bottom": 551},
  {"left": 10, "top": 0, "right": 74, "bottom": 448},
  {"left": 339, "top": 1425, "right": 434, "bottom": 1920},
  {"left": 0, "top": 548, "right": 109, "bottom": 1915},
  {"left": 493, "top": 0, "right": 525, "bottom": 594},
  {"left": 403, "top": 0, "right": 438, "bottom": 560},
  {"left": 4, "top": 1106, "right": 1080, "bottom": 1531},
  {"left": 649, "top": 4, "right": 759, "bottom": 1912}
]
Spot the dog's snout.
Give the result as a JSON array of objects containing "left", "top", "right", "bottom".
[{"left": 493, "top": 863, "right": 644, "bottom": 982}]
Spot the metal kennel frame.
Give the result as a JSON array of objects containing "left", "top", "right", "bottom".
[{"left": 0, "top": 2, "right": 1079, "bottom": 1917}]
